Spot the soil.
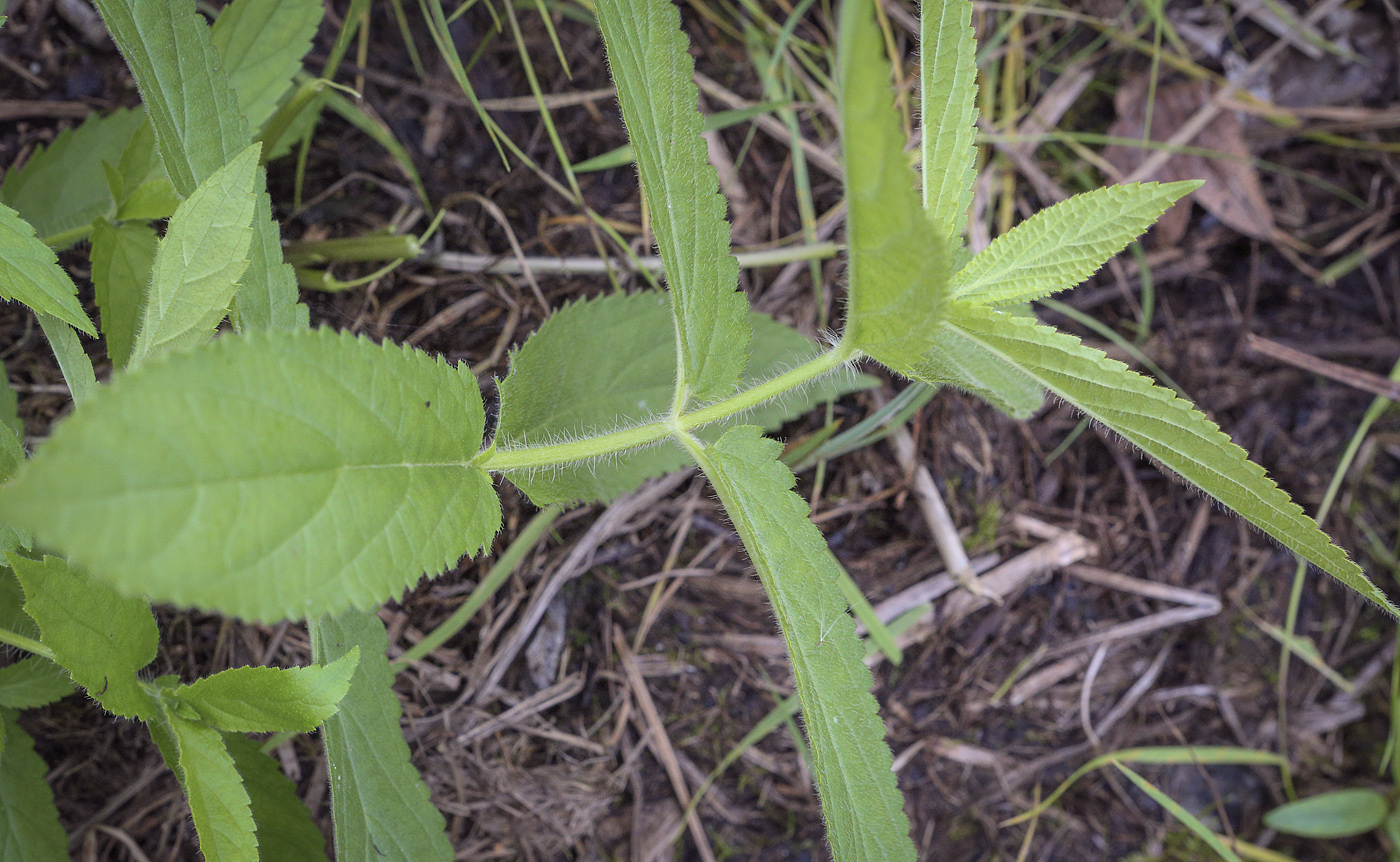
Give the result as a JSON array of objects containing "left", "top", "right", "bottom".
[{"left": 3, "top": 0, "right": 1400, "bottom": 860}]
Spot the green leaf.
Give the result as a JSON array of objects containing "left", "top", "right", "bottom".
[
  {"left": 0, "top": 108, "right": 146, "bottom": 248},
  {"left": 496, "top": 292, "right": 875, "bottom": 504},
  {"left": 0, "top": 328, "right": 500, "bottom": 623},
  {"left": 839, "top": 0, "right": 950, "bottom": 361},
  {"left": 91, "top": 0, "right": 301, "bottom": 334},
  {"left": 0, "top": 204, "right": 97, "bottom": 335},
  {"left": 130, "top": 143, "right": 260, "bottom": 364},
  {"left": 212, "top": 0, "right": 325, "bottom": 133},
  {"left": 90, "top": 219, "right": 158, "bottom": 370},
  {"left": 0, "top": 658, "right": 74, "bottom": 709},
  {"left": 166, "top": 710, "right": 258, "bottom": 862},
  {"left": 0, "top": 359, "right": 20, "bottom": 441},
  {"left": 937, "top": 301, "right": 1398, "bottom": 615},
  {"left": 174, "top": 649, "right": 358, "bottom": 733},
  {"left": 950, "top": 182, "right": 1199, "bottom": 306},
  {"left": 920, "top": 0, "right": 978, "bottom": 246},
  {"left": 594, "top": 0, "right": 750, "bottom": 407},
  {"left": 309, "top": 609, "right": 453, "bottom": 862},
  {"left": 223, "top": 733, "right": 330, "bottom": 862},
  {"left": 8, "top": 555, "right": 158, "bottom": 718},
  {"left": 688, "top": 427, "right": 916, "bottom": 862},
  {"left": 911, "top": 321, "right": 1044, "bottom": 418},
  {"left": 1265, "top": 788, "right": 1390, "bottom": 838},
  {"left": 110, "top": 118, "right": 180, "bottom": 222},
  {"left": 0, "top": 708, "right": 69, "bottom": 862}
]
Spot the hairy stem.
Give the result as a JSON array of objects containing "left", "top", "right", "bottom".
[
  {"left": 0, "top": 626, "right": 55, "bottom": 662},
  {"left": 479, "top": 341, "right": 856, "bottom": 473}
]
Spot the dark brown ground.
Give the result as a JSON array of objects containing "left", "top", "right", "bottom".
[{"left": 3, "top": 0, "right": 1400, "bottom": 859}]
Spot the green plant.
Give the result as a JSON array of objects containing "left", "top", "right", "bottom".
[{"left": 0, "top": 0, "right": 1394, "bottom": 860}]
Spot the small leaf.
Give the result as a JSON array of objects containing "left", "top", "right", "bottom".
[
  {"left": 920, "top": 0, "right": 979, "bottom": 246},
  {"left": 212, "top": 0, "right": 325, "bottom": 132},
  {"left": 130, "top": 143, "right": 260, "bottom": 363},
  {"left": 0, "top": 204, "right": 97, "bottom": 335},
  {"left": 310, "top": 609, "right": 453, "bottom": 862},
  {"left": 167, "top": 710, "right": 258, "bottom": 862},
  {"left": 839, "top": 0, "right": 950, "bottom": 362},
  {"left": 90, "top": 219, "right": 158, "bottom": 370},
  {"left": 1265, "top": 788, "right": 1390, "bottom": 838},
  {"left": 0, "top": 358, "right": 20, "bottom": 440},
  {"left": 0, "top": 658, "right": 74, "bottom": 709},
  {"left": 915, "top": 323, "right": 1044, "bottom": 418},
  {"left": 951, "top": 182, "right": 1199, "bottom": 306},
  {"left": 174, "top": 649, "right": 358, "bottom": 733},
  {"left": 8, "top": 554, "right": 158, "bottom": 718},
  {"left": 0, "top": 708, "right": 69, "bottom": 862},
  {"left": 0, "top": 328, "right": 501, "bottom": 623},
  {"left": 110, "top": 118, "right": 180, "bottom": 222},
  {"left": 594, "top": 0, "right": 750, "bottom": 406},
  {"left": 690, "top": 427, "right": 916, "bottom": 862},
  {"left": 938, "top": 301, "right": 1397, "bottom": 616},
  {"left": 223, "top": 733, "right": 330, "bottom": 862},
  {"left": 0, "top": 107, "right": 146, "bottom": 248},
  {"left": 496, "top": 292, "right": 875, "bottom": 504}
]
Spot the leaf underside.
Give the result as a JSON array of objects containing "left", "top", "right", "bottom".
[
  {"left": 693, "top": 427, "right": 916, "bottom": 862},
  {"left": 920, "top": 0, "right": 979, "bottom": 246},
  {"left": 940, "top": 301, "right": 1396, "bottom": 616},
  {"left": 496, "top": 291, "right": 875, "bottom": 505},
  {"left": 594, "top": 0, "right": 751, "bottom": 407},
  {"left": 0, "top": 328, "right": 501, "bottom": 623}
]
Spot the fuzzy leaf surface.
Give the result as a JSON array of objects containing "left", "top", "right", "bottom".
[
  {"left": 496, "top": 292, "right": 875, "bottom": 504},
  {"left": 310, "top": 610, "right": 453, "bottom": 862},
  {"left": 8, "top": 555, "right": 158, "bottom": 718},
  {"left": 109, "top": 118, "right": 180, "bottom": 222},
  {"left": 840, "top": 0, "right": 949, "bottom": 359},
  {"left": 0, "top": 659, "right": 74, "bottom": 709},
  {"left": 168, "top": 711, "right": 257, "bottom": 862},
  {"left": 0, "top": 108, "right": 145, "bottom": 248},
  {"left": 951, "top": 182, "right": 1198, "bottom": 305},
  {"left": 0, "top": 708, "right": 68, "bottom": 862},
  {"left": 92, "top": 0, "right": 301, "bottom": 333},
  {"left": 223, "top": 733, "right": 330, "bottom": 862},
  {"left": 90, "top": 219, "right": 157, "bottom": 370},
  {"left": 920, "top": 0, "right": 978, "bottom": 245},
  {"left": 0, "top": 328, "right": 501, "bottom": 623},
  {"left": 594, "top": 0, "right": 749, "bottom": 406},
  {"left": 212, "top": 0, "right": 325, "bottom": 132},
  {"left": 692, "top": 427, "right": 915, "bottom": 862},
  {"left": 941, "top": 301, "right": 1396, "bottom": 615},
  {"left": 0, "top": 204, "right": 96, "bottom": 335},
  {"left": 130, "top": 143, "right": 259, "bottom": 363},
  {"left": 175, "top": 649, "right": 358, "bottom": 733}
]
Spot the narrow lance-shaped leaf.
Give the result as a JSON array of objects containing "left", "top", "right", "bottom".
[
  {"left": 165, "top": 709, "right": 258, "bottom": 862},
  {"left": 687, "top": 427, "right": 916, "bottom": 862},
  {"left": 0, "top": 204, "right": 97, "bottom": 335},
  {"left": 0, "top": 708, "right": 69, "bottom": 862},
  {"left": 0, "top": 328, "right": 501, "bottom": 623},
  {"left": 496, "top": 292, "right": 876, "bottom": 505},
  {"left": 8, "top": 554, "right": 159, "bottom": 719},
  {"left": 594, "top": 0, "right": 750, "bottom": 407},
  {"left": 174, "top": 649, "right": 359, "bottom": 733},
  {"left": 310, "top": 609, "right": 453, "bottom": 862},
  {"left": 920, "top": 0, "right": 979, "bottom": 247},
  {"left": 90, "top": 219, "right": 157, "bottom": 370},
  {"left": 212, "top": 0, "right": 325, "bottom": 133},
  {"left": 223, "top": 733, "right": 331, "bottom": 862},
  {"left": 951, "top": 182, "right": 1199, "bottom": 306},
  {"left": 839, "top": 0, "right": 950, "bottom": 360},
  {"left": 940, "top": 301, "right": 1398, "bottom": 616},
  {"left": 130, "top": 143, "right": 260, "bottom": 364}
]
